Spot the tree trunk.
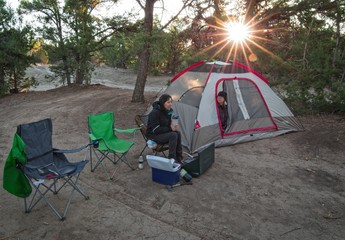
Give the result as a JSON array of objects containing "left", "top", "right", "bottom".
[
  {"left": 302, "top": 18, "right": 314, "bottom": 70},
  {"left": 75, "top": 68, "right": 83, "bottom": 84},
  {"left": 62, "top": 55, "right": 71, "bottom": 85},
  {"left": 75, "top": 58, "right": 88, "bottom": 84},
  {"left": 341, "top": 68, "right": 345, "bottom": 82},
  {"left": 56, "top": 8, "right": 72, "bottom": 86},
  {"left": 133, "top": 47, "right": 150, "bottom": 102},
  {"left": 0, "top": 67, "right": 4, "bottom": 86},
  {"left": 245, "top": 0, "right": 257, "bottom": 23},
  {"left": 332, "top": 7, "right": 341, "bottom": 69},
  {"left": 132, "top": 0, "right": 156, "bottom": 103}
]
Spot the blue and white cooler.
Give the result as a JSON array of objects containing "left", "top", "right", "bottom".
[{"left": 146, "top": 155, "right": 181, "bottom": 186}]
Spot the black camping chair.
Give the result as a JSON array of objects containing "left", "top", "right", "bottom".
[
  {"left": 17, "top": 118, "right": 90, "bottom": 221},
  {"left": 134, "top": 115, "right": 169, "bottom": 157}
]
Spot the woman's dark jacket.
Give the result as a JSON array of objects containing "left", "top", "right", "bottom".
[{"left": 146, "top": 101, "right": 173, "bottom": 138}]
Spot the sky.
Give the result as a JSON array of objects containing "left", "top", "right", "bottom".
[{"left": 6, "top": 0, "right": 185, "bottom": 25}]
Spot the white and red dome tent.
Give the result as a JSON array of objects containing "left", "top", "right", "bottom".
[{"left": 151, "top": 61, "right": 303, "bottom": 153}]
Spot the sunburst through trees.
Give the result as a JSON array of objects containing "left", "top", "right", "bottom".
[{"left": 197, "top": 15, "right": 282, "bottom": 66}]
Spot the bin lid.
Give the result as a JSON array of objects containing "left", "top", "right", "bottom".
[{"left": 146, "top": 155, "right": 181, "bottom": 172}]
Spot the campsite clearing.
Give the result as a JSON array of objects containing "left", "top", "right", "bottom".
[{"left": 0, "top": 84, "right": 345, "bottom": 240}]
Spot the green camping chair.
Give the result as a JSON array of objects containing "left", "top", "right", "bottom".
[{"left": 88, "top": 112, "right": 139, "bottom": 179}]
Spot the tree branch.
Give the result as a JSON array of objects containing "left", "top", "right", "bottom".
[
  {"left": 159, "top": 0, "right": 195, "bottom": 31},
  {"left": 135, "top": 0, "right": 145, "bottom": 10}
]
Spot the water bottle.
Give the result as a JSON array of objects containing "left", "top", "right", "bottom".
[
  {"left": 138, "top": 155, "right": 144, "bottom": 169},
  {"left": 171, "top": 114, "right": 179, "bottom": 126},
  {"left": 180, "top": 168, "right": 192, "bottom": 182}
]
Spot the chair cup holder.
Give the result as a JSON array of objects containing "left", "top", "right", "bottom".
[{"left": 92, "top": 140, "right": 99, "bottom": 148}]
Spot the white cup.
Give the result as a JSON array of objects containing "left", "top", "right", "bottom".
[{"left": 171, "top": 118, "right": 178, "bottom": 126}]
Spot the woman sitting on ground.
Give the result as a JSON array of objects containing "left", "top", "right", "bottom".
[{"left": 146, "top": 94, "right": 183, "bottom": 163}]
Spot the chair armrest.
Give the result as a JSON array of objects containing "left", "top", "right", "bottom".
[
  {"left": 88, "top": 133, "right": 103, "bottom": 142},
  {"left": 53, "top": 143, "right": 90, "bottom": 154},
  {"left": 114, "top": 127, "right": 140, "bottom": 134},
  {"left": 88, "top": 133, "right": 99, "bottom": 141}
]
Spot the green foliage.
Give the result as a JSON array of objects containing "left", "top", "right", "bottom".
[
  {"left": 99, "top": 18, "right": 190, "bottom": 76},
  {"left": 100, "top": 33, "right": 137, "bottom": 68},
  {"left": 0, "top": 81, "right": 9, "bottom": 96},
  {"left": 276, "top": 23, "right": 345, "bottom": 114},
  {"left": 19, "top": 0, "right": 135, "bottom": 85},
  {"left": 0, "top": 0, "right": 36, "bottom": 96},
  {"left": 285, "top": 81, "right": 345, "bottom": 115}
]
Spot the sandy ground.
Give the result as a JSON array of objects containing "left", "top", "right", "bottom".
[
  {"left": 0, "top": 68, "right": 345, "bottom": 239},
  {"left": 25, "top": 65, "right": 169, "bottom": 92}
]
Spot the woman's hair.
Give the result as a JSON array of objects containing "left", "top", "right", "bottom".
[
  {"left": 217, "top": 91, "right": 227, "bottom": 99},
  {"left": 159, "top": 94, "right": 172, "bottom": 108}
]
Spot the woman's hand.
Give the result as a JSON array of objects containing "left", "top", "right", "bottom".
[{"left": 171, "top": 124, "right": 178, "bottom": 131}]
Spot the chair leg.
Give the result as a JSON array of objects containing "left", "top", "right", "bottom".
[
  {"left": 25, "top": 174, "right": 89, "bottom": 221},
  {"left": 62, "top": 175, "right": 89, "bottom": 200},
  {"left": 25, "top": 179, "right": 56, "bottom": 213},
  {"left": 26, "top": 180, "right": 65, "bottom": 220},
  {"left": 110, "top": 153, "right": 135, "bottom": 180},
  {"left": 61, "top": 174, "right": 89, "bottom": 219},
  {"left": 123, "top": 153, "right": 136, "bottom": 170},
  {"left": 153, "top": 150, "right": 168, "bottom": 158},
  {"left": 90, "top": 149, "right": 110, "bottom": 172},
  {"left": 89, "top": 146, "right": 93, "bottom": 171},
  {"left": 120, "top": 157, "right": 135, "bottom": 170},
  {"left": 139, "top": 145, "right": 148, "bottom": 156}
]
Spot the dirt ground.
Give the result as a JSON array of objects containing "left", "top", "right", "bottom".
[{"left": 0, "top": 83, "right": 345, "bottom": 239}]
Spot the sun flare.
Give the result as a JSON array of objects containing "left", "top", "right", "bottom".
[
  {"left": 200, "top": 14, "right": 282, "bottom": 65},
  {"left": 226, "top": 22, "right": 250, "bottom": 43}
]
